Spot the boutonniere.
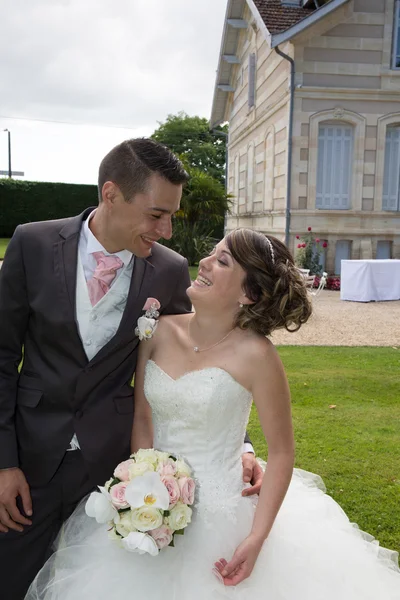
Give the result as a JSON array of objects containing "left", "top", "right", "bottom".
[{"left": 135, "top": 298, "right": 161, "bottom": 340}]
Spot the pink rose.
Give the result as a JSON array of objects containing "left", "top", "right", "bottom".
[
  {"left": 302, "top": 243, "right": 306, "bottom": 248},
  {"left": 143, "top": 297, "right": 161, "bottom": 311},
  {"left": 150, "top": 525, "right": 173, "bottom": 549},
  {"left": 157, "top": 459, "right": 177, "bottom": 477},
  {"left": 114, "top": 459, "right": 134, "bottom": 482},
  {"left": 110, "top": 482, "right": 129, "bottom": 509},
  {"left": 308, "top": 226, "right": 312, "bottom": 232},
  {"left": 315, "top": 238, "right": 320, "bottom": 243},
  {"left": 296, "top": 235, "right": 300, "bottom": 239},
  {"left": 178, "top": 477, "right": 195, "bottom": 505},
  {"left": 161, "top": 475, "right": 180, "bottom": 508},
  {"left": 322, "top": 242, "right": 328, "bottom": 248},
  {"left": 297, "top": 244, "right": 301, "bottom": 249}
]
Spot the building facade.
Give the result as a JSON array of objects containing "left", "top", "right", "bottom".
[{"left": 211, "top": 0, "right": 400, "bottom": 273}]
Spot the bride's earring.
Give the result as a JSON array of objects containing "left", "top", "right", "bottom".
[{"left": 239, "top": 302, "right": 244, "bottom": 308}]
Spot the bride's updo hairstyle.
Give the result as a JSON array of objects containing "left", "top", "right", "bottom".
[{"left": 225, "top": 228, "right": 312, "bottom": 337}]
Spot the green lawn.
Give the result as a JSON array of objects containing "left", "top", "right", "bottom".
[
  {"left": 0, "top": 238, "right": 10, "bottom": 259},
  {"left": 249, "top": 346, "right": 400, "bottom": 553},
  {"left": 189, "top": 266, "right": 198, "bottom": 281}
]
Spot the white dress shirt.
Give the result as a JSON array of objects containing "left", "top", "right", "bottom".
[{"left": 79, "top": 209, "right": 133, "bottom": 281}]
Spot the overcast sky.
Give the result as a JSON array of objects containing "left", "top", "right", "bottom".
[{"left": 0, "top": 0, "right": 226, "bottom": 184}]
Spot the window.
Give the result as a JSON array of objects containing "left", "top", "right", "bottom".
[
  {"left": 393, "top": 0, "right": 400, "bottom": 69},
  {"left": 316, "top": 124, "right": 353, "bottom": 210},
  {"left": 247, "top": 144, "right": 255, "bottom": 212},
  {"left": 335, "top": 241, "right": 351, "bottom": 275},
  {"left": 376, "top": 241, "right": 392, "bottom": 260},
  {"left": 383, "top": 127, "right": 400, "bottom": 211},
  {"left": 248, "top": 53, "right": 256, "bottom": 109}
]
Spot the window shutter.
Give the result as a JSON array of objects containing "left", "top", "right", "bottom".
[
  {"left": 316, "top": 125, "right": 352, "bottom": 210},
  {"left": 247, "top": 144, "right": 254, "bottom": 212},
  {"left": 383, "top": 128, "right": 400, "bottom": 211},
  {"left": 248, "top": 53, "right": 256, "bottom": 109}
]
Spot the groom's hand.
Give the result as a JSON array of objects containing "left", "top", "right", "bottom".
[
  {"left": 0, "top": 468, "right": 32, "bottom": 533},
  {"left": 241, "top": 453, "right": 263, "bottom": 496}
]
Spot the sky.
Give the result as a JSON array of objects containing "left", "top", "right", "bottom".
[{"left": 0, "top": 0, "right": 227, "bottom": 184}]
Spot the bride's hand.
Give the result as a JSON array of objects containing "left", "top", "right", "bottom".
[{"left": 213, "top": 534, "right": 264, "bottom": 587}]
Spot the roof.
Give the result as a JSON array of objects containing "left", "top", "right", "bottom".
[{"left": 252, "top": 0, "right": 314, "bottom": 35}]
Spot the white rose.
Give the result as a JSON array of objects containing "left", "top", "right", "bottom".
[
  {"left": 136, "top": 316, "right": 158, "bottom": 340},
  {"left": 131, "top": 506, "right": 163, "bottom": 532},
  {"left": 175, "top": 460, "right": 192, "bottom": 478},
  {"left": 128, "top": 461, "right": 155, "bottom": 479},
  {"left": 165, "top": 502, "right": 192, "bottom": 531},
  {"left": 154, "top": 451, "right": 170, "bottom": 466},
  {"left": 115, "top": 511, "right": 136, "bottom": 537},
  {"left": 134, "top": 448, "right": 160, "bottom": 467}
]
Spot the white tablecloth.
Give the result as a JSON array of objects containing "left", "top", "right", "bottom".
[{"left": 340, "top": 260, "right": 400, "bottom": 302}]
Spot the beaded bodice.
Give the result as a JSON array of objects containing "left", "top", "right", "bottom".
[{"left": 144, "top": 360, "right": 253, "bottom": 512}]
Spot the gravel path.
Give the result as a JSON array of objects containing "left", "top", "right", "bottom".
[
  {"left": 270, "top": 290, "right": 400, "bottom": 347},
  {"left": 1, "top": 261, "right": 398, "bottom": 346}
]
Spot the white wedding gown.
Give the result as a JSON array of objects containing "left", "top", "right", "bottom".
[{"left": 27, "top": 360, "right": 400, "bottom": 599}]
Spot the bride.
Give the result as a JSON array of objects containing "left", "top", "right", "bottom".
[{"left": 27, "top": 229, "right": 400, "bottom": 598}]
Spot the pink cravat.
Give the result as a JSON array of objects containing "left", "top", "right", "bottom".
[{"left": 87, "top": 251, "right": 124, "bottom": 306}]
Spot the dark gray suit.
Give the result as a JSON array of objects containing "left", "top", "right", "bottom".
[{"left": 0, "top": 208, "right": 192, "bottom": 598}]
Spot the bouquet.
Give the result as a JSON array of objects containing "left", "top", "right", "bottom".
[{"left": 85, "top": 449, "right": 195, "bottom": 556}]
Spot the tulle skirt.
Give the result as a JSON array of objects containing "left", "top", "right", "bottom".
[{"left": 26, "top": 467, "right": 400, "bottom": 599}]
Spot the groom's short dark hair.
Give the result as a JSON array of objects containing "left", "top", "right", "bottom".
[{"left": 98, "top": 138, "right": 189, "bottom": 202}]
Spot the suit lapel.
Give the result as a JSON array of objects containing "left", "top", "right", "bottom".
[
  {"left": 119, "top": 256, "right": 155, "bottom": 333},
  {"left": 54, "top": 208, "right": 95, "bottom": 362}
]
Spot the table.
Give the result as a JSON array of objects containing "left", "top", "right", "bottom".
[{"left": 340, "top": 260, "right": 400, "bottom": 302}]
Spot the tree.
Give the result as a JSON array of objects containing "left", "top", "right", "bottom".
[
  {"left": 152, "top": 112, "right": 231, "bottom": 265},
  {"left": 161, "top": 165, "right": 232, "bottom": 266},
  {"left": 151, "top": 112, "right": 228, "bottom": 184}
]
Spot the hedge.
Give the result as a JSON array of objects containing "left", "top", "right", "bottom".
[{"left": 0, "top": 179, "right": 98, "bottom": 237}]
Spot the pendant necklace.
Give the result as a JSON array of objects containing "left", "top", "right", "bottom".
[{"left": 188, "top": 319, "right": 235, "bottom": 353}]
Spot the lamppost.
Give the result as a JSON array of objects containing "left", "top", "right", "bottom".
[{"left": 2, "top": 129, "right": 12, "bottom": 178}]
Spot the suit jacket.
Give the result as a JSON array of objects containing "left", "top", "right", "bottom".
[{"left": 0, "top": 208, "right": 193, "bottom": 486}]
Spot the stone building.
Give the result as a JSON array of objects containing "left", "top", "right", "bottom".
[{"left": 210, "top": 0, "right": 400, "bottom": 273}]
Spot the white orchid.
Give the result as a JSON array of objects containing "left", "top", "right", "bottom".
[
  {"left": 125, "top": 471, "right": 170, "bottom": 510},
  {"left": 85, "top": 486, "right": 118, "bottom": 524},
  {"left": 135, "top": 316, "right": 158, "bottom": 341},
  {"left": 121, "top": 531, "right": 159, "bottom": 556}
]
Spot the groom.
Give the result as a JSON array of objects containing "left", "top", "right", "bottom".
[{"left": 0, "top": 138, "right": 262, "bottom": 598}]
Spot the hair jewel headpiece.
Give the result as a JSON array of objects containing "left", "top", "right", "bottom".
[{"left": 265, "top": 237, "right": 275, "bottom": 266}]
